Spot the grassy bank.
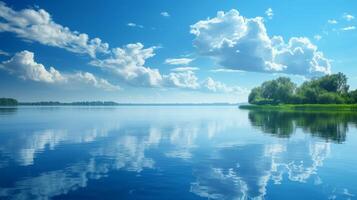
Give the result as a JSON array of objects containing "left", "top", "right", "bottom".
[{"left": 239, "top": 104, "right": 357, "bottom": 111}]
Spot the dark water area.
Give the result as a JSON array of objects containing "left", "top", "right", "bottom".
[{"left": 0, "top": 106, "right": 356, "bottom": 200}]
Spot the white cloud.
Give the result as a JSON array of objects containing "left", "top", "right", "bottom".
[
  {"left": 327, "top": 19, "right": 338, "bottom": 24},
  {"left": 171, "top": 67, "right": 199, "bottom": 72},
  {"left": 127, "top": 22, "right": 143, "bottom": 28},
  {"left": 160, "top": 11, "right": 170, "bottom": 17},
  {"left": 89, "top": 42, "right": 246, "bottom": 92},
  {"left": 0, "top": 2, "right": 109, "bottom": 58},
  {"left": 341, "top": 26, "right": 356, "bottom": 31},
  {"left": 275, "top": 37, "right": 331, "bottom": 75},
  {"left": 0, "top": 49, "right": 9, "bottom": 56},
  {"left": 70, "top": 72, "right": 120, "bottom": 91},
  {"left": 343, "top": 13, "right": 354, "bottom": 21},
  {"left": 163, "top": 68, "right": 245, "bottom": 93},
  {"left": 210, "top": 68, "right": 243, "bottom": 73},
  {"left": 203, "top": 77, "right": 248, "bottom": 94},
  {"left": 0, "top": 3, "right": 165, "bottom": 88},
  {"left": 190, "top": 9, "right": 331, "bottom": 76},
  {"left": 314, "top": 35, "right": 322, "bottom": 41},
  {"left": 0, "top": 50, "right": 120, "bottom": 91},
  {"left": 265, "top": 8, "right": 273, "bottom": 19},
  {"left": 163, "top": 71, "right": 200, "bottom": 89},
  {"left": 90, "top": 43, "right": 163, "bottom": 87},
  {"left": 0, "top": 50, "right": 65, "bottom": 83},
  {"left": 0, "top": 3, "right": 249, "bottom": 93},
  {"left": 165, "top": 58, "right": 193, "bottom": 65}
]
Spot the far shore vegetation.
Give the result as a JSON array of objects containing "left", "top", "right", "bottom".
[
  {"left": 242, "top": 72, "right": 357, "bottom": 110},
  {"left": 0, "top": 98, "right": 238, "bottom": 106},
  {"left": 0, "top": 98, "right": 18, "bottom": 106},
  {"left": 239, "top": 104, "right": 357, "bottom": 111},
  {"left": 0, "top": 99, "right": 120, "bottom": 106}
]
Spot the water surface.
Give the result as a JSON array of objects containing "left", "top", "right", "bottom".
[{"left": 0, "top": 106, "right": 356, "bottom": 199}]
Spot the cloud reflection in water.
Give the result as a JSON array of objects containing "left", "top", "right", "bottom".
[{"left": 0, "top": 107, "right": 355, "bottom": 199}]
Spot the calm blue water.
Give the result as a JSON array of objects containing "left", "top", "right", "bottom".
[{"left": 0, "top": 106, "right": 357, "bottom": 200}]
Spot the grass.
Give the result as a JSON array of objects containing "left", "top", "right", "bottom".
[{"left": 239, "top": 104, "right": 357, "bottom": 111}]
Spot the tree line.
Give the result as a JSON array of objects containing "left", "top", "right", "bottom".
[
  {"left": 20, "top": 101, "right": 120, "bottom": 106},
  {"left": 248, "top": 72, "right": 357, "bottom": 105},
  {"left": 0, "top": 98, "right": 18, "bottom": 106},
  {"left": 0, "top": 99, "right": 120, "bottom": 106}
]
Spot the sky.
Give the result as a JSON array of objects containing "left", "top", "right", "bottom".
[{"left": 0, "top": 0, "right": 356, "bottom": 103}]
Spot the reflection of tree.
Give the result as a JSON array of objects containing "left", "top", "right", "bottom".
[
  {"left": 0, "top": 107, "right": 17, "bottom": 115},
  {"left": 295, "top": 112, "right": 352, "bottom": 143},
  {"left": 249, "top": 111, "right": 295, "bottom": 137},
  {"left": 248, "top": 110, "right": 357, "bottom": 143}
]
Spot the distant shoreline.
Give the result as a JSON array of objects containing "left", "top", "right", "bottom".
[
  {"left": 1, "top": 103, "right": 243, "bottom": 107},
  {"left": 0, "top": 98, "right": 243, "bottom": 106},
  {"left": 239, "top": 104, "right": 357, "bottom": 111}
]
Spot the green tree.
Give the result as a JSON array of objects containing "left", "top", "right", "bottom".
[
  {"left": 317, "top": 92, "right": 344, "bottom": 104},
  {"left": 349, "top": 89, "right": 357, "bottom": 103},
  {"left": 0, "top": 98, "right": 18, "bottom": 106},
  {"left": 249, "top": 77, "right": 296, "bottom": 104},
  {"left": 318, "top": 72, "right": 349, "bottom": 94},
  {"left": 296, "top": 81, "right": 321, "bottom": 103},
  {"left": 248, "top": 87, "right": 262, "bottom": 104},
  {"left": 247, "top": 72, "right": 352, "bottom": 105}
]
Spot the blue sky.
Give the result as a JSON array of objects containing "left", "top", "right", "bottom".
[{"left": 0, "top": 0, "right": 356, "bottom": 103}]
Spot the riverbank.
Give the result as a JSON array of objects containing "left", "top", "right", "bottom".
[{"left": 239, "top": 104, "right": 357, "bottom": 111}]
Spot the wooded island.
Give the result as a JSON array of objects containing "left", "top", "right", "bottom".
[{"left": 248, "top": 72, "right": 357, "bottom": 105}]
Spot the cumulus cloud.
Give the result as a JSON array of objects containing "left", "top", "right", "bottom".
[
  {"left": 0, "top": 3, "right": 164, "bottom": 88},
  {"left": 0, "top": 50, "right": 65, "bottom": 83},
  {"left": 171, "top": 67, "right": 199, "bottom": 72},
  {"left": 341, "top": 26, "right": 356, "bottom": 31},
  {"left": 0, "top": 50, "right": 120, "bottom": 91},
  {"left": 190, "top": 9, "right": 331, "bottom": 76},
  {"left": 163, "top": 71, "right": 200, "bottom": 89},
  {"left": 89, "top": 42, "right": 245, "bottom": 92},
  {"left": 0, "top": 2, "right": 109, "bottom": 58},
  {"left": 160, "top": 11, "right": 170, "bottom": 17},
  {"left": 275, "top": 37, "right": 331, "bottom": 75},
  {"left": 165, "top": 58, "right": 194, "bottom": 65},
  {"left": 265, "top": 8, "right": 274, "bottom": 19},
  {"left": 0, "top": 3, "right": 248, "bottom": 93},
  {"left": 203, "top": 77, "right": 248, "bottom": 94},
  {"left": 70, "top": 72, "right": 120, "bottom": 91},
  {"left": 90, "top": 43, "right": 163, "bottom": 87},
  {"left": 162, "top": 68, "right": 246, "bottom": 94},
  {"left": 343, "top": 13, "right": 354, "bottom": 21}
]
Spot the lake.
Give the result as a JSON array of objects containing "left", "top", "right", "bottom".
[{"left": 0, "top": 106, "right": 356, "bottom": 200}]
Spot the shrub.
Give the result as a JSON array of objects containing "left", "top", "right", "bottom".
[{"left": 317, "top": 92, "right": 345, "bottom": 104}]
